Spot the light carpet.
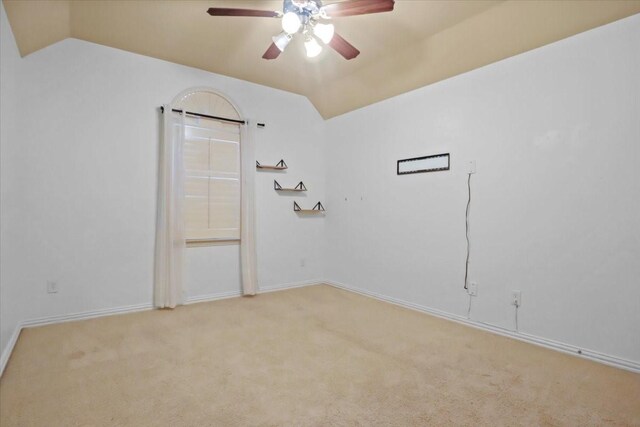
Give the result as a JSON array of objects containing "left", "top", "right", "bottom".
[{"left": 1, "top": 285, "right": 639, "bottom": 426}]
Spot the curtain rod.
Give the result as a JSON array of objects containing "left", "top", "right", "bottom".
[{"left": 160, "top": 106, "right": 245, "bottom": 125}]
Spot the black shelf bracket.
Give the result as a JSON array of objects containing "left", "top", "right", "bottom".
[
  {"left": 274, "top": 180, "right": 307, "bottom": 191},
  {"left": 294, "top": 201, "right": 325, "bottom": 212},
  {"left": 256, "top": 159, "right": 288, "bottom": 170}
]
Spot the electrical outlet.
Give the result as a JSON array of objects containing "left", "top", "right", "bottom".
[
  {"left": 47, "top": 281, "right": 59, "bottom": 294},
  {"left": 467, "top": 160, "right": 477, "bottom": 174},
  {"left": 468, "top": 282, "right": 478, "bottom": 296},
  {"left": 512, "top": 291, "right": 521, "bottom": 306}
]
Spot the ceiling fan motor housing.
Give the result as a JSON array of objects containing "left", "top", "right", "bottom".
[{"left": 284, "top": 0, "right": 324, "bottom": 22}]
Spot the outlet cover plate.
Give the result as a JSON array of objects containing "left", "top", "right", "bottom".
[
  {"left": 512, "top": 290, "right": 522, "bottom": 306},
  {"left": 467, "top": 160, "right": 477, "bottom": 174},
  {"left": 468, "top": 282, "right": 478, "bottom": 296},
  {"left": 47, "top": 281, "right": 58, "bottom": 294}
]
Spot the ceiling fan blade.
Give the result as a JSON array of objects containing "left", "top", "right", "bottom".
[
  {"left": 207, "top": 7, "right": 280, "bottom": 18},
  {"left": 328, "top": 33, "right": 360, "bottom": 60},
  {"left": 322, "top": 0, "right": 395, "bottom": 18},
  {"left": 262, "top": 42, "right": 282, "bottom": 60}
]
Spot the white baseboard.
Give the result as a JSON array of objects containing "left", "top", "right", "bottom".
[
  {"left": 0, "top": 280, "right": 322, "bottom": 377},
  {"left": 20, "top": 302, "right": 154, "bottom": 329},
  {"left": 185, "top": 290, "right": 241, "bottom": 304},
  {"left": 184, "top": 279, "right": 323, "bottom": 304},
  {"left": 326, "top": 280, "right": 640, "bottom": 374},
  {"left": 259, "top": 279, "right": 323, "bottom": 293},
  {"left": 0, "top": 326, "right": 22, "bottom": 377}
]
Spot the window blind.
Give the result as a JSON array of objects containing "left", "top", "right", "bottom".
[{"left": 183, "top": 115, "right": 241, "bottom": 241}]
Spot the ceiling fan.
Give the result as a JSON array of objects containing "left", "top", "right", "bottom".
[{"left": 207, "top": 0, "right": 395, "bottom": 60}]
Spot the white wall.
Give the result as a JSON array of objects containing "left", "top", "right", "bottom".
[
  {"left": 0, "top": 2, "right": 21, "bottom": 361},
  {"left": 0, "top": 4, "right": 326, "bottom": 356},
  {"left": 325, "top": 14, "right": 640, "bottom": 363}
]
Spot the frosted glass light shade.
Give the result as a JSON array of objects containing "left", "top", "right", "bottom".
[
  {"left": 282, "top": 12, "right": 301, "bottom": 34},
  {"left": 314, "top": 23, "right": 334, "bottom": 44},
  {"left": 305, "top": 37, "right": 322, "bottom": 58},
  {"left": 272, "top": 32, "right": 292, "bottom": 52}
]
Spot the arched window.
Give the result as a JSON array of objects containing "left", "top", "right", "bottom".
[{"left": 174, "top": 89, "right": 243, "bottom": 242}]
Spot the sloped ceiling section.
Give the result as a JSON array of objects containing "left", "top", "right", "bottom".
[
  {"left": 4, "top": 0, "right": 640, "bottom": 118},
  {"left": 2, "top": 0, "right": 70, "bottom": 55}
]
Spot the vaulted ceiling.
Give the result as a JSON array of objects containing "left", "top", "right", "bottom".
[{"left": 4, "top": 0, "right": 640, "bottom": 118}]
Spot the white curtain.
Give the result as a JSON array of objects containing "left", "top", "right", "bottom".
[
  {"left": 240, "top": 122, "right": 258, "bottom": 295},
  {"left": 154, "top": 106, "right": 186, "bottom": 308}
]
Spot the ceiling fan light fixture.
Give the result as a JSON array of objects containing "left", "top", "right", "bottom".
[
  {"left": 272, "top": 32, "right": 292, "bottom": 52},
  {"left": 313, "top": 22, "right": 334, "bottom": 44},
  {"left": 282, "top": 12, "right": 302, "bottom": 34},
  {"left": 304, "top": 37, "right": 323, "bottom": 58},
  {"left": 207, "top": 0, "right": 396, "bottom": 61}
]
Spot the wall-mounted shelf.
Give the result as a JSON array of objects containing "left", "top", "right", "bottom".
[
  {"left": 256, "top": 160, "right": 288, "bottom": 170},
  {"left": 294, "top": 201, "right": 325, "bottom": 213},
  {"left": 275, "top": 180, "right": 307, "bottom": 192}
]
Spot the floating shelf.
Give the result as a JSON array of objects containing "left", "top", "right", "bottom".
[
  {"left": 275, "top": 180, "right": 307, "bottom": 192},
  {"left": 294, "top": 201, "right": 325, "bottom": 213},
  {"left": 256, "top": 160, "right": 288, "bottom": 170}
]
